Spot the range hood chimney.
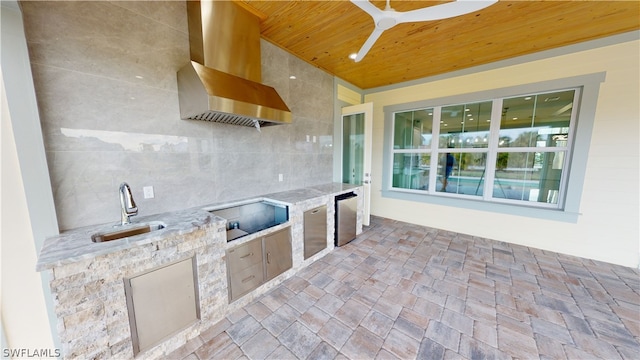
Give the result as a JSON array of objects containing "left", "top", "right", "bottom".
[{"left": 177, "top": 0, "right": 291, "bottom": 129}]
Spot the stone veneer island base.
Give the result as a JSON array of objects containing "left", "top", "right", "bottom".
[{"left": 37, "top": 184, "right": 362, "bottom": 359}]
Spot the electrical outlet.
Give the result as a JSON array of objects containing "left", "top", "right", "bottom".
[
  {"left": 306, "top": 135, "right": 310, "bottom": 142},
  {"left": 278, "top": 174, "right": 284, "bottom": 182},
  {"left": 143, "top": 186, "right": 154, "bottom": 199},
  {"left": 313, "top": 135, "right": 317, "bottom": 143}
]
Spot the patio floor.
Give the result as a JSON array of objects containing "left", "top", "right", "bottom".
[{"left": 171, "top": 216, "right": 640, "bottom": 359}]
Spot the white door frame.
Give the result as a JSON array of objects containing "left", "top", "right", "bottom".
[{"left": 341, "top": 102, "right": 373, "bottom": 226}]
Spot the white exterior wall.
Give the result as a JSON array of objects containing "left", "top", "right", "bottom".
[
  {"left": 1, "top": 76, "right": 56, "bottom": 352},
  {"left": 364, "top": 38, "right": 640, "bottom": 268},
  {"left": 1, "top": 1, "right": 60, "bottom": 351}
]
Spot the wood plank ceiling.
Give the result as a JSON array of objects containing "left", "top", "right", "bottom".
[{"left": 241, "top": 0, "right": 640, "bottom": 90}]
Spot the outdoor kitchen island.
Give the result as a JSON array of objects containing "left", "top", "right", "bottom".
[{"left": 36, "top": 183, "right": 363, "bottom": 359}]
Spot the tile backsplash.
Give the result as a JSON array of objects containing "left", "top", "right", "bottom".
[{"left": 20, "top": 1, "right": 334, "bottom": 230}]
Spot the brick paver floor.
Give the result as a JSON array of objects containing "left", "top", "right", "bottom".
[{"left": 173, "top": 216, "right": 640, "bottom": 359}]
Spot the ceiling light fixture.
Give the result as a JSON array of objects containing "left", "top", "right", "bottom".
[{"left": 289, "top": 75, "right": 297, "bottom": 80}]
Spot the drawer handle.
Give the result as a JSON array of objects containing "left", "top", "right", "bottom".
[
  {"left": 241, "top": 275, "right": 255, "bottom": 283},
  {"left": 312, "top": 209, "right": 320, "bottom": 214},
  {"left": 240, "top": 252, "right": 253, "bottom": 259},
  {"left": 266, "top": 252, "right": 271, "bottom": 264}
]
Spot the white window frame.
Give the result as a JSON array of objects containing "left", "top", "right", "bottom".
[{"left": 381, "top": 73, "right": 605, "bottom": 222}]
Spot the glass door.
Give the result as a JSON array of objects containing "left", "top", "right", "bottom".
[
  {"left": 342, "top": 113, "right": 364, "bottom": 184},
  {"left": 341, "top": 103, "right": 373, "bottom": 226}
]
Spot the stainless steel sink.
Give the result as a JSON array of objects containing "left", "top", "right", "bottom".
[
  {"left": 207, "top": 200, "right": 289, "bottom": 242},
  {"left": 92, "top": 222, "right": 165, "bottom": 243}
]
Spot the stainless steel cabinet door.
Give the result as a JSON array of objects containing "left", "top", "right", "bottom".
[
  {"left": 336, "top": 195, "right": 357, "bottom": 246},
  {"left": 125, "top": 257, "right": 200, "bottom": 355},
  {"left": 264, "top": 227, "right": 292, "bottom": 281},
  {"left": 304, "top": 205, "right": 327, "bottom": 259}
]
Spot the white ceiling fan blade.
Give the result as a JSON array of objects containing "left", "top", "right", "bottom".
[
  {"left": 350, "top": 0, "right": 384, "bottom": 21},
  {"left": 399, "top": 0, "right": 497, "bottom": 24},
  {"left": 355, "top": 28, "right": 384, "bottom": 62}
]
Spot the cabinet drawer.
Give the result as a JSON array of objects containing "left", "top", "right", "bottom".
[
  {"left": 229, "top": 263, "right": 264, "bottom": 300},
  {"left": 226, "top": 238, "right": 263, "bottom": 273}
]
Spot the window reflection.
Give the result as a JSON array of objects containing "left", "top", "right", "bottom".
[
  {"left": 392, "top": 108, "right": 433, "bottom": 190},
  {"left": 60, "top": 128, "right": 190, "bottom": 152},
  {"left": 342, "top": 113, "right": 364, "bottom": 184},
  {"left": 499, "top": 90, "right": 573, "bottom": 148},
  {"left": 392, "top": 153, "right": 430, "bottom": 190},
  {"left": 493, "top": 151, "right": 566, "bottom": 204},
  {"left": 439, "top": 101, "right": 492, "bottom": 149},
  {"left": 437, "top": 152, "right": 486, "bottom": 196},
  {"left": 388, "top": 87, "right": 577, "bottom": 210},
  {"left": 394, "top": 109, "right": 433, "bottom": 149}
]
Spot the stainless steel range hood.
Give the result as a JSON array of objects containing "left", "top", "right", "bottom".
[{"left": 177, "top": 1, "right": 291, "bottom": 128}]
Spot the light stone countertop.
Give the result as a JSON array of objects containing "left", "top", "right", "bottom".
[
  {"left": 202, "top": 182, "right": 360, "bottom": 210},
  {"left": 36, "top": 183, "right": 360, "bottom": 271},
  {"left": 35, "top": 207, "right": 219, "bottom": 271},
  {"left": 266, "top": 183, "right": 360, "bottom": 204}
]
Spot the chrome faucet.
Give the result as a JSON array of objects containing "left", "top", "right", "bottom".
[{"left": 119, "top": 182, "right": 138, "bottom": 225}]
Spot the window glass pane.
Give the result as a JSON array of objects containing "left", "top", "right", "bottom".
[
  {"left": 437, "top": 152, "right": 486, "bottom": 196},
  {"left": 439, "top": 101, "right": 492, "bottom": 149},
  {"left": 393, "top": 109, "right": 433, "bottom": 149},
  {"left": 493, "top": 151, "right": 566, "bottom": 204},
  {"left": 392, "top": 153, "right": 430, "bottom": 190},
  {"left": 386, "top": 86, "right": 579, "bottom": 210},
  {"left": 499, "top": 90, "right": 574, "bottom": 148},
  {"left": 342, "top": 113, "right": 364, "bottom": 184}
]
